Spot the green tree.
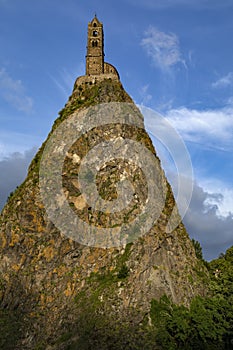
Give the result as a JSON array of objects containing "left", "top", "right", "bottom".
[
  {"left": 192, "top": 239, "right": 204, "bottom": 260},
  {"left": 150, "top": 294, "right": 232, "bottom": 349}
]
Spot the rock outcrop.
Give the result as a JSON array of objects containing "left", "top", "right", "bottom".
[{"left": 0, "top": 78, "right": 208, "bottom": 350}]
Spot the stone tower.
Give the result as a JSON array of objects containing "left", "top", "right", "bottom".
[
  {"left": 83, "top": 15, "right": 119, "bottom": 81},
  {"left": 86, "top": 15, "right": 104, "bottom": 75}
]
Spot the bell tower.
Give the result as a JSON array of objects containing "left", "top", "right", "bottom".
[{"left": 86, "top": 15, "right": 104, "bottom": 75}]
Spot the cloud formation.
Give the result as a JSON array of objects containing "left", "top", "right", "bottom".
[
  {"left": 141, "top": 26, "right": 185, "bottom": 71},
  {"left": 159, "top": 166, "right": 233, "bottom": 261},
  {"left": 0, "top": 130, "right": 41, "bottom": 160},
  {"left": 0, "top": 148, "right": 36, "bottom": 211},
  {"left": 0, "top": 68, "right": 33, "bottom": 113},
  {"left": 164, "top": 106, "right": 233, "bottom": 151},
  {"left": 200, "top": 180, "right": 233, "bottom": 218},
  {"left": 183, "top": 181, "right": 233, "bottom": 261},
  {"left": 212, "top": 72, "right": 233, "bottom": 89}
]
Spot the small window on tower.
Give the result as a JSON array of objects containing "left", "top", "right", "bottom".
[
  {"left": 92, "top": 40, "right": 98, "bottom": 47},
  {"left": 93, "top": 30, "right": 98, "bottom": 37},
  {"left": 93, "top": 23, "right": 97, "bottom": 27}
]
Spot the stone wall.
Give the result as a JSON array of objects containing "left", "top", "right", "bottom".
[{"left": 74, "top": 73, "right": 120, "bottom": 91}]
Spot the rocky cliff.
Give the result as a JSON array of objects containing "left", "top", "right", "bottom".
[{"left": 0, "top": 78, "right": 208, "bottom": 349}]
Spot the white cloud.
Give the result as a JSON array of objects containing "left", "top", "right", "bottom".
[
  {"left": 164, "top": 106, "right": 233, "bottom": 151},
  {"left": 199, "top": 179, "right": 233, "bottom": 217},
  {"left": 141, "top": 26, "right": 185, "bottom": 71},
  {"left": 183, "top": 181, "right": 233, "bottom": 260},
  {"left": 0, "top": 68, "right": 33, "bottom": 113},
  {"left": 212, "top": 72, "right": 233, "bottom": 89}
]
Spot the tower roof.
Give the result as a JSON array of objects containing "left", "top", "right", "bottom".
[{"left": 89, "top": 14, "right": 102, "bottom": 26}]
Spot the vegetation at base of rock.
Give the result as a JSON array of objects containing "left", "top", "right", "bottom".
[
  {"left": 150, "top": 245, "right": 233, "bottom": 350},
  {"left": 208, "top": 245, "right": 233, "bottom": 298},
  {"left": 0, "top": 308, "right": 22, "bottom": 349},
  {"left": 47, "top": 245, "right": 233, "bottom": 350},
  {"left": 63, "top": 316, "right": 158, "bottom": 350},
  {"left": 151, "top": 295, "right": 232, "bottom": 349}
]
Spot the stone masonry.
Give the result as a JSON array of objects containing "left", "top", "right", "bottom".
[{"left": 75, "top": 15, "right": 119, "bottom": 89}]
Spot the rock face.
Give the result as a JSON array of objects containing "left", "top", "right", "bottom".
[{"left": 0, "top": 78, "right": 208, "bottom": 350}]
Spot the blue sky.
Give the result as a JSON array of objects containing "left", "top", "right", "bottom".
[{"left": 0, "top": 0, "right": 233, "bottom": 260}]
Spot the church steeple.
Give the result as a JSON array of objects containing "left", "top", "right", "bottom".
[
  {"left": 73, "top": 16, "right": 120, "bottom": 86},
  {"left": 86, "top": 16, "right": 104, "bottom": 75}
]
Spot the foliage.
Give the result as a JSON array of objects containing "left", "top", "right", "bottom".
[
  {"left": 208, "top": 246, "right": 233, "bottom": 298},
  {"left": 150, "top": 245, "right": 233, "bottom": 349},
  {"left": 192, "top": 238, "right": 204, "bottom": 260},
  {"left": 117, "top": 264, "right": 129, "bottom": 279},
  {"left": 0, "top": 308, "right": 22, "bottom": 349},
  {"left": 150, "top": 295, "right": 232, "bottom": 349}
]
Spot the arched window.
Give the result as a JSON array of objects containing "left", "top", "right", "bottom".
[
  {"left": 93, "top": 23, "right": 97, "bottom": 27},
  {"left": 93, "top": 30, "right": 98, "bottom": 37},
  {"left": 91, "top": 40, "right": 98, "bottom": 47}
]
